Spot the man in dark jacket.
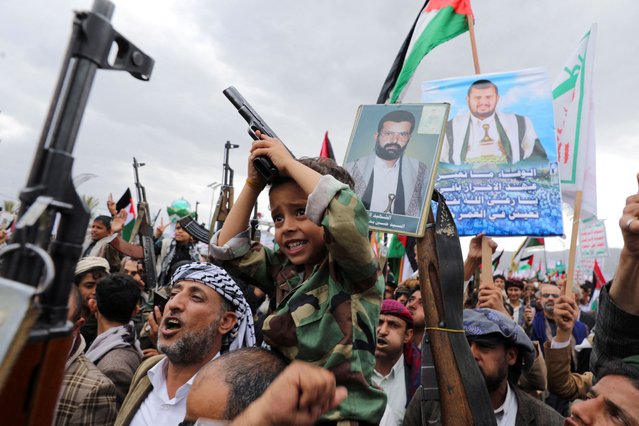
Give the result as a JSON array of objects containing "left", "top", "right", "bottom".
[{"left": 403, "top": 308, "right": 563, "bottom": 425}]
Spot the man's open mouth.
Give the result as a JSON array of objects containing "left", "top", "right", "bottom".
[{"left": 163, "top": 317, "right": 182, "bottom": 331}]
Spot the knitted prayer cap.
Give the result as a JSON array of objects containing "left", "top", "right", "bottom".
[
  {"left": 74, "top": 256, "right": 109, "bottom": 277},
  {"left": 380, "top": 299, "right": 413, "bottom": 329},
  {"left": 170, "top": 262, "right": 256, "bottom": 352},
  {"left": 463, "top": 308, "right": 535, "bottom": 371}
]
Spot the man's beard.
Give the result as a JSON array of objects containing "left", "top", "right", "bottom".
[
  {"left": 481, "top": 361, "right": 509, "bottom": 393},
  {"left": 470, "top": 108, "right": 495, "bottom": 120},
  {"left": 375, "top": 138, "right": 407, "bottom": 161},
  {"left": 158, "top": 317, "right": 220, "bottom": 365}
]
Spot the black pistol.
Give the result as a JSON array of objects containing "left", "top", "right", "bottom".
[{"left": 223, "top": 86, "right": 293, "bottom": 183}]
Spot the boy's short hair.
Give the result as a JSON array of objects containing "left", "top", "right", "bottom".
[
  {"left": 94, "top": 273, "right": 141, "bottom": 324},
  {"left": 269, "top": 157, "right": 355, "bottom": 194},
  {"left": 94, "top": 215, "right": 112, "bottom": 230}
]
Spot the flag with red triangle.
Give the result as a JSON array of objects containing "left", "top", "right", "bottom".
[
  {"left": 592, "top": 259, "right": 606, "bottom": 289},
  {"left": 116, "top": 188, "right": 137, "bottom": 242},
  {"left": 319, "top": 131, "right": 336, "bottom": 161}
]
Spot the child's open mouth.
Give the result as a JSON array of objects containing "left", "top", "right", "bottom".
[{"left": 286, "top": 240, "right": 307, "bottom": 253}]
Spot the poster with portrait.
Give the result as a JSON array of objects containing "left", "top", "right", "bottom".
[
  {"left": 421, "top": 68, "right": 564, "bottom": 237},
  {"left": 342, "top": 103, "right": 449, "bottom": 237}
]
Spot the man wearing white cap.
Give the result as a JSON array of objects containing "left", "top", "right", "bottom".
[
  {"left": 74, "top": 256, "right": 111, "bottom": 348},
  {"left": 115, "top": 262, "right": 255, "bottom": 426}
]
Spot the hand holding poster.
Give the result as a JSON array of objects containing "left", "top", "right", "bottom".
[{"left": 421, "top": 68, "right": 564, "bottom": 237}]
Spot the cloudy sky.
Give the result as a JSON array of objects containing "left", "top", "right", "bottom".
[{"left": 1, "top": 0, "right": 638, "bottom": 256}]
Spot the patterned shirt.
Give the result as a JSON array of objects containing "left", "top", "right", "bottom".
[
  {"left": 210, "top": 175, "right": 386, "bottom": 423},
  {"left": 56, "top": 337, "right": 118, "bottom": 426}
]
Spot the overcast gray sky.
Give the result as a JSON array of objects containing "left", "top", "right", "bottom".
[{"left": 1, "top": 0, "right": 638, "bottom": 255}]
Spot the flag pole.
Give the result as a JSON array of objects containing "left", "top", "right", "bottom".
[
  {"left": 565, "top": 191, "right": 583, "bottom": 297},
  {"left": 467, "top": 14, "right": 481, "bottom": 74}
]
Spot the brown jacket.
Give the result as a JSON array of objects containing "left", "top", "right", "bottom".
[{"left": 544, "top": 341, "right": 593, "bottom": 400}]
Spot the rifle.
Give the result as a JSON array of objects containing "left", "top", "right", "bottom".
[
  {"left": 210, "top": 141, "right": 239, "bottom": 233},
  {"left": 132, "top": 157, "right": 158, "bottom": 290},
  {"left": 250, "top": 203, "right": 261, "bottom": 242},
  {"left": 0, "top": 1, "right": 152, "bottom": 423},
  {"left": 223, "top": 86, "right": 294, "bottom": 183},
  {"left": 416, "top": 191, "right": 496, "bottom": 425}
]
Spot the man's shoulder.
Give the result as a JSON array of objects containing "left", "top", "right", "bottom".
[
  {"left": 514, "top": 386, "right": 564, "bottom": 425},
  {"left": 97, "top": 346, "right": 142, "bottom": 374},
  {"left": 67, "top": 354, "right": 116, "bottom": 389}
]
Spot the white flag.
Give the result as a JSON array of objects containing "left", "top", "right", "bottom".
[{"left": 552, "top": 24, "right": 597, "bottom": 217}]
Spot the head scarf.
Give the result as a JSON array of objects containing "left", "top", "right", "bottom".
[{"left": 170, "top": 262, "right": 255, "bottom": 352}]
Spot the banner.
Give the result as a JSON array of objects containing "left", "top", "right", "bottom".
[
  {"left": 422, "top": 68, "right": 563, "bottom": 236},
  {"left": 552, "top": 24, "right": 598, "bottom": 216},
  {"left": 575, "top": 216, "right": 608, "bottom": 280}
]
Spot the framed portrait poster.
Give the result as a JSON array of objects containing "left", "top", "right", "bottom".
[{"left": 342, "top": 103, "right": 449, "bottom": 237}]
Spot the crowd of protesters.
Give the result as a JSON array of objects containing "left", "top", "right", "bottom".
[{"left": 5, "top": 136, "right": 638, "bottom": 426}]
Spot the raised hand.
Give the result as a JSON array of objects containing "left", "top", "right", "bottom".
[{"left": 106, "top": 192, "right": 117, "bottom": 216}]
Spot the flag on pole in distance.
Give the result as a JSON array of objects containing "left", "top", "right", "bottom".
[
  {"left": 492, "top": 250, "right": 504, "bottom": 272},
  {"left": 509, "top": 237, "right": 545, "bottom": 272},
  {"left": 552, "top": 24, "right": 598, "bottom": 217},
  {"left": 377, "top": 0, "right": 473, "bottom": 104},
  {"left": 519, "top": 254, "right": 534, "bottom": 270},
  {"left": 116, "top": 188, "right": 137, "bottom": 242},
  {"left": 319, "top": 131, "right": 336, "bottom": 161},
  {"left": 589, "top": 258, "right": 606, "bottom": 310},
  {"left": 592, "top": 259, "right": 606, "bottom": 289}
]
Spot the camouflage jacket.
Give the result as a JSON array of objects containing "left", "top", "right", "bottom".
[{"left": 210, "top": 175, "right": 386, "bottom": 423}]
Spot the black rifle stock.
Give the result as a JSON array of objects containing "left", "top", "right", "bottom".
[
  {"left": 133, "top": 157, "right": 158, "bottom": 290},
  {"left": 0, "top": 1, "right": 153, "bottom": 423},
  {"left": 222, "top": 86, "right": 294, "bottom": 183}
]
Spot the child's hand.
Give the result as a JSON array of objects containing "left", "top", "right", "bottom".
[{"left": 250, "top": 131, "right": 295, "bottom": 177}]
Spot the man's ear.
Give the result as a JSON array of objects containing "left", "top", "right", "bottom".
[
  {"left": 217, "top": 311, "right": 237, "bottom": 336},
  {"left": 404, "top": 328, "right": 414, "bottom": 344},
  {"left": 506, "top": 346, "right": 518, "bottom": 367},
  {"left": 88, "top": 298, "right": 98, "bottom": 315},
  {"left": 373, "top": 132, "right": 379, "bottom": 142}
]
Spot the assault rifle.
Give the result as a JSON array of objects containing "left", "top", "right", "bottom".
[
  {"left": 223, "top": 86, "right": 294, "bottom": 183},
  {"left": 132, "top": 157, "right": 158, "bottom": 289},
  {"left": 210, "top": 141, "right": 239, "bottom": 233},
  {"left": 0, "top": 1, "right": 153, "bottom": 423}
]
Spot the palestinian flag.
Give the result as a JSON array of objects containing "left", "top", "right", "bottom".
[
  {"left": 509, "top": 237, "right": 545, "bottom": 273},
  {"left": 592, "top": 259, "right": 606, "bottom": 290},
  {"left": 116, "top": 189, "right": 137, "bottom": 242},
  {"left": 319, "top": 131, "right": 336, "bottom": 161},
  {"left": 377, "top": 0, "right": 473, "bottom": 104},
  {"left": 492, "top": 250, "right": 504, "bottom": 271},
  {"left": 519, "top": 254, "right": 534, "bottom": 270}
]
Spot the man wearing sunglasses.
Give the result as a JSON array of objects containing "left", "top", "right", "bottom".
[{"left": 529, "top": 283, "right": 588, "bottom": 351}]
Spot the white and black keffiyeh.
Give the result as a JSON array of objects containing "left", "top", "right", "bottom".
[{"left": 170, "top": 262, "right": 256, "bottom": 352}]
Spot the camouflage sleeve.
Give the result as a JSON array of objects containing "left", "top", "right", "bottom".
[
  {"left": 307, "top": 175, "right": 380, "bottom": 294},
  {"left": 209, "top": 227, "right": 281, "bottom": 293}
]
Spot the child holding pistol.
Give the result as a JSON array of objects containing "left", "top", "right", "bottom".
[{"left": 210, "top": 133, "right": 385, "bottom": 424}]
